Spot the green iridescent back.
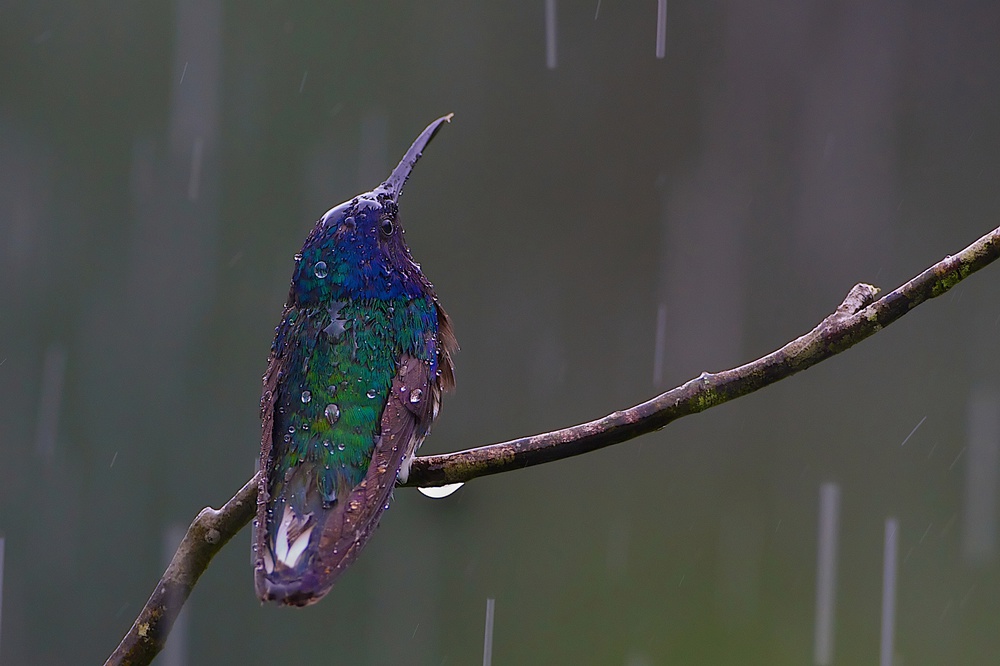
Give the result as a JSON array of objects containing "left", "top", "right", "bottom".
[{"left": 267, "top": 295, "right": 439, "bottom": 509}]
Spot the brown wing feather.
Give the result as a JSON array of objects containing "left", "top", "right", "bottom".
[
  {"left": 253, "top": 317, "right": 286, "bottom": 589},
  {"left": 276, "top": 355, "right": 434, "bottom": 603},
  {"left": 434, "top": 299, "right": 458, "bottom": 392}
]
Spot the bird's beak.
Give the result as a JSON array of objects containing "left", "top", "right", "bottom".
[{"left": 378, "top": 113, "right": 453, "bottom": 204}]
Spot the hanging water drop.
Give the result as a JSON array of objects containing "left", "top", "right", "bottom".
[
  {"left": 409, "top": 388, "right": 423, "bottom": 403},
  {"left": 314, "top": 261, "right": 328, "bottom": 279},
  {"left": 366, "top": 388, "right": 377, "bottom": 399},
  {"left": 418, "top": 482, "right": 464, "bottom": 499},
  {"left": 337, "top": 441, "right": 346, "bottom": 451},
  {"left": 324, "top": 403, "right": 341, "bottom": 425},
  {"left": 301, "top": 390, "right": 312, "bottom": 404}
]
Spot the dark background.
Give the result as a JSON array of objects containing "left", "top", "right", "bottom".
[{"left": 2, "top": 2, "right": 999, "bottom": 664}]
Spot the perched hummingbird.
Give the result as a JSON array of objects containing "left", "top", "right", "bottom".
[{"left": 253, "top": 115, "right": 457, "bottom": 606}]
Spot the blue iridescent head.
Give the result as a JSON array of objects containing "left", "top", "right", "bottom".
[{"left": 292, "top": 114, "right": 453, "bottom": 303}]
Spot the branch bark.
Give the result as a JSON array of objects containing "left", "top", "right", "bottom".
[{"left": 106, "top": 224, "right": 1000, "bottom": 665}]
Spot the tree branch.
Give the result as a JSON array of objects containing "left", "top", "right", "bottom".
[
  {"left": 104, "top": 475, "right": 259, "bottom": 666},
  {"left": 403, "top": 226, "right": 1000, "bottom": 486},
  {"left": 106, "top": 224, "right": 1000, "bottom": 666}
]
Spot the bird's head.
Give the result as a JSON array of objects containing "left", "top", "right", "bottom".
[{"left": 291, "top": 114, "right": 453, "bottom": 304}]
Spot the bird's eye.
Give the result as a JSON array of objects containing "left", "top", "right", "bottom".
[{"left": 379, "top": 218, "right": 394, "bottom": 236}]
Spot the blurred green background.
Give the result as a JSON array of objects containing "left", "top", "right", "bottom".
[{"left": 2, "top": 2, "right": 1000, "bottom": 664}]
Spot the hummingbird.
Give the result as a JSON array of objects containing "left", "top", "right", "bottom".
[{"left": 253, "top": 115, "right": 457, "bottom": 606}]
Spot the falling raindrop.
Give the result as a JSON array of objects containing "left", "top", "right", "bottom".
[
  {"left": 301, "top": 390, "right": 312, "bottom": 404},
  {"left": 36, "top": 343, "right": 67, "bottom": 461},
  {"left": 653, "top": 302, "right": 667, "bottom": 387},
  {"left": 188, "top": 136, "right": 204, "bottom": 201},
  {"left": 409, "top": 388, "right": 423, "bottom": 403},
  {"left": 324, "top": 403, "right": 341, "bottom": 425},
  {"left": 963, "top": 387, "right": 1000, "bottom": 562},
  {"left": 814, "top": 483, "right": 841, "bottom": 665},
  {"left": 655, "top": 0, "right": 667, "bottom": 59},
  {"left": 880, "top": 517, "right": 899, "bottom": 666},
  {"left": 483, "top": 597, "right": 496, "bottom": 666},
  {"left": 900, "top": 416, "right": 927, "bottom": 446},
  {"left": 314, "top": 261, "right": 328, "bottom": 279},
  {"left": 545, "top": 0, "right": 557, "bottom": 69},
  {"left": 160, "top": 525, "right": 188, "bottom": 662}
]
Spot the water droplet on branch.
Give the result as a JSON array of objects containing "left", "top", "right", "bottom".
[{"left": 418, "top": 482, "right": 464, "bottom": 499}]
